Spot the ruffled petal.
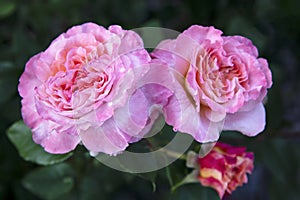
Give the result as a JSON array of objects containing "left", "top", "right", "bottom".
[
  {"left": 33, "top": 121, "right": 80, "bottom": 154},
  {"left": 79, "top": 118, "right": 129, "bottom": 156},
  {"left": 224, "top": 103, "right": 266, "bottom": 136}
]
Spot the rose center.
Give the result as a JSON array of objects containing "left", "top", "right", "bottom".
[{"left": 196, "top": 51, "right": 244, "bottom": 103}]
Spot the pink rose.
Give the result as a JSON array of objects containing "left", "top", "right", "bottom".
[
  {"left": 197, "top": 142, "right": 254, "bottom": 198},
  {"left": 18, "top": 22, "right": 151, "bottom": 155},
  {"left": 152, "top": 25, "right": 272, "bottom": 142}
]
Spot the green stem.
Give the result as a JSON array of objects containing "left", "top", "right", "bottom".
[{"left": 157, "top": 148, "right": 187, "bottom": 160}]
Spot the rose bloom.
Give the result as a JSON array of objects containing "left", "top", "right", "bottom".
[
  {"left": 18, "top": 23, "right": 151, "bottom": 155},
  {"left": 197, "top": 142, "right": 254, "bottom": 198},
  {"left": 152, "top": 25, "right": 272, "bottom": 142}
]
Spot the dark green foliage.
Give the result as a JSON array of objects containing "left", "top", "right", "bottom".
[{"left": 7, "top": 121, "right": 73, "bottom": 165}]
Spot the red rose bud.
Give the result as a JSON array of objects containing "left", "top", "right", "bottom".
[{"left": 198, "top": 142, "right": 254, "bottom": 198}]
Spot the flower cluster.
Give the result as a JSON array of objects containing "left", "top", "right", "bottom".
[{"left": 18, "top": 23, "right": 272, "bottom": 156}]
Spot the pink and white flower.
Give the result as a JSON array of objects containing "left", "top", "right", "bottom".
[
  {"left": 152, "top": 25, "right": 272, "bottom": 142},
  {"left": 18, "top": 22, "right": 151, "bottom": 155}
]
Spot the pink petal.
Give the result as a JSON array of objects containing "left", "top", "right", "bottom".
[
  {"left": 163, "top": 73, "right": 223, "bottom": 143},
  {"left": 79, "top": 118, "right": 129, "bottom": 156},
  {"left": 223, "top": 36, "right": 259, "bottom": 57},
  {"left": 114, "top": 63, "right": 174, "bottom": 139},
  {"left": 182, "top": 25, "right": 223, "bottom": 45},
  {"left": 224, "top": 103, "right": 266, "bottom": 136},
  {"left": 114, "top": 88, "right": 149, "bottom": 137},
  {"left": 258, "top": 58, "right": 273, "bottom": 88},
  {"left": 33, "top": 122, "right": 80, "bottom": 154}
]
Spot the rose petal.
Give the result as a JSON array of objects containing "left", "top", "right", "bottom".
[
  {"left": 224, "top": 103, "right": 266, "bottom": 136},
  {"left": 182, "top": 25, "right": 223, "bottom": 45},
  {"left": 79, "top": 118, "right": 129, "bottom": 156},
  {"left": 32, "top": 122, "right": 80, "bottom": 154}
]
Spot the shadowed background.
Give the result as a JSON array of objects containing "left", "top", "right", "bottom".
[{"left": 0, "top": 0, "right": 299, "bottom": 199}]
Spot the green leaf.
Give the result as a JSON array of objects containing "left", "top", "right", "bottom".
[
  {"left": 0, "top": 1, "right": 16, "bottom": 19},
  {"left": 6, "top": 121, "right": 73, "bottom": 165},
  {"left": 171, "top": 170, "right": 199, "bottom": 192},
  {"left": 22, "top": 163, "right": 74, "bottom": 200}
]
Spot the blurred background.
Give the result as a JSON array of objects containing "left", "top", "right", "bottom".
[{"left": 0, "top": 0, "right": 299, "bottom": 199}]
